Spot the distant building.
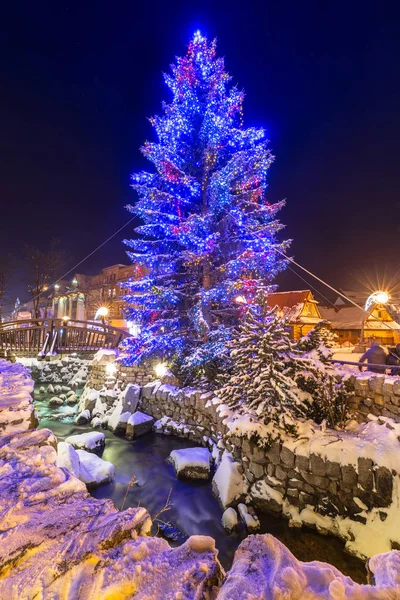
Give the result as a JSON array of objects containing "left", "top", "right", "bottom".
[
  {"left": 319, "top": 304, "right": 400, "bottom": 346},
  {"left": 267, "top": 290, "right": 322, "bottom": 340},
  {"left": 52, "top": 263, "right": 145, "bottom": 332}
]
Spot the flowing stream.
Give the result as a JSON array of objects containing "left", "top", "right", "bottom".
[{"left": 35, "top": 386, "right": 366, "bottom": 580}]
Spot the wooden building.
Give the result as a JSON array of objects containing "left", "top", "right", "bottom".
[
  {"left": 267, "top": 290, "right": 322, "bottom": 340},
  {"left": 319, "top": 304, "right": 400, "bottom": 346}
]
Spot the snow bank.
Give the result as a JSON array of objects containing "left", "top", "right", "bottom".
[
  {"left": 219, "top": 534, "right": 400, "bottom": 599},
  {"left": 212, "top": 451, "right": 248, "bottom": 507}
]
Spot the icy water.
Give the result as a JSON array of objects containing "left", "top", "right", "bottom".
[{"left": 36, "top": 387, "right": 366, "bottom": 581}]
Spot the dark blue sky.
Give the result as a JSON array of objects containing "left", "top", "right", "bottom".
[{"left": 1, "top": 1, "right": 399, "bottom": 307}]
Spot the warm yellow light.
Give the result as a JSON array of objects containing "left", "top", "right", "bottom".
[
  {"left": 235, "top": 295, "right": 247, "bottom": 304},
  {"left": 54, "top": 284, "right": 60, "bottom": 290},
  {"left": 365, "top": 291, "right": 390, "bottom": 310},
  {"left": 62, "top": 315, "right": 70, "bottom": 322},
  {"left": 154, "top": 362, "right": 168, "bottom": 378},
  {"left": 95, "top": 306, "right": 109, "bottom": 319},
  {"left": 106, "top": 363, "right": 117, "bottom": 376}
]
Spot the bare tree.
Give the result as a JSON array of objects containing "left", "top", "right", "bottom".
[
  {"left": 0, "top": 255, "right": 9, "bottom": 322},
  {"left": 24, "top": 241, "right": 65, "bottom": 319}
]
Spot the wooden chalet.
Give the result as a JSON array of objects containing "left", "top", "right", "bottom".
[
  {"left": 267, "top": 290, "right": 322, "bottom": 340},
  {"left": 319, "top": 304, "right": 400, "bottom": 346}
]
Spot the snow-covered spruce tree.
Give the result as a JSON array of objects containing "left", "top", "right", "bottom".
[
  {"left": 218, "top": 306, "right": 352, "bottom": 440},
  {"left": 122, "top": 32, "right": 288, "bottom": 368},
  {"left": 295, "top": 320, "right": 338, "bottom": 362},
  {"left": 217, "top": 306, "right": 313, "bottom": 441}
]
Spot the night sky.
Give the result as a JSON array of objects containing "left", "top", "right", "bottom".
[{"left": 1, "top": 1, "right": 399, "bottom": 309}]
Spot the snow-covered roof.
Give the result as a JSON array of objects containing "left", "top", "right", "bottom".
[
  {"left": 319, "top": 306, "right": 400, "bottom": 331},
  {"left": 267, "top": 290, "right": 320, "bottom": 323}
]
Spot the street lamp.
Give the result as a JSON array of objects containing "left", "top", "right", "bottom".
[
  {"left": 95, "top": 306, "right": 109, "bottom": 325},
  {"left": 154, "top": 362, "right": 168, "bottom": 378}
]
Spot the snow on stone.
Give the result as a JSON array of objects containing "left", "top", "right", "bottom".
[
  {"left": 92, "top": 348, "right": 118, "bottom": 363},
  {"left": 212, "top": 450, "right": 248, "bottom": 507},
  {"left": 0, "top": 359, "right": 36, "bottom": 434},
  {"left": 76, "top": 449, "right": 115, "bottom": 486},
  {"left": 237, "top": 503, "right": 260, "bottom": 532},
  {"left": 169, "top": 447, "right": 211, "bottom": 479},
  {"left": 108, "top": 400, "right": 132, "bottom": 433},
  {"left": 56, "top": 441, "right": 81, "bottom": 478},
  {"left": 218, "top": 534, "right": 400, "bottom": 599},
  {"left": 126, "top": 410, "right": 154, "bottom": 438},
  {"left": 65, "top": 431, "right": 105, "bottom": 452},
  {"left": 222, "top": 507, "right": 238, "bottom": 532},
  {"left": 74, "top": 408, "right": 91, "bottom": 424}
]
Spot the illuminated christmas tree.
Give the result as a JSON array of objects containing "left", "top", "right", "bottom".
[{"left": 123, "top": 31, "right": 289, "bottom": 366}]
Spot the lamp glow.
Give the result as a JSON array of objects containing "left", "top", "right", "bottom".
[
  {"left": 365, "top": 291, "right": 390, "bottom": 311},
  {"left": 62, "top": 315, "right": 70, "bottom": 322},
  {"left": 235, "top": 295, "right": 247, "bottom": 304},
  {"left": 95, "top": 306, "right": 109, "bottom": 320},
  {"left": 105, "top": 363, "right": 117, "bottom": 376},
  {"left": 154, "top": 362, "right": 168, "bottom": 378}
]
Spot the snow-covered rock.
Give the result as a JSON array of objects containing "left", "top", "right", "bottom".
[
  {"left": 54, "top": 384, "right": 62, "bottom": 394},
  {"left": 61, "top": 386, "right": 71, "bottom": 393},
  {"left": 169, "top": 447, "right": 211, "bottom": 479},
  {"left": 76, "top": 449, "right": 115, "bottom": 487},
  {"left": 108, "top": 401, "right": 131, "bottom": 433},
  {"left": 47, "top": 383, "right": 54, "bottom": 394},
  {"left": 93, "top": 348, "right": 118, "bottom": 364},
  {"left": 218, "top": 533, "right": 400, "bottom": 599},
  {"left": 65, "top": 393, "right": 77, "bottom": 404},
  {"left": 56, "top": 441, "right": 81, "bottom": 478},
  {"left": 38, "top": 386, "right": 45, "bottom": 394},
  {"left": 91, "top": 416, "right": 103, "bottom": 429},
  {"left": 222, "top": 507, "right": 238, "bottom": 532},
  {"left": 212, "top": 451, "right": 248, "bottom": 507},
  {"left": 121, "top": 383, "right": 141, "bottom": 413},
  {"left": 65, "top": 431, "right": 105, "bottom": 452},
  {"left": 126, "top": 411, "right": 154, "bottom": 439},
  {"left": 237, "top": 503, "right": 260, "bottom": 532},
  {"left": 48, "top": 396, "right": 63, "bottom": 406},
  {"left": 75, "top": 409, "right": 91, "bottom": 425}
]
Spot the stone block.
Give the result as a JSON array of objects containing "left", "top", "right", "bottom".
[
  {"left": 341, "top": 465, "right": 357, "bottom": 489},
  {"left": 249, "top": 461, "right": 264, "bottom": 479},
  {"left": 325, "top": 461, "right": 341, "bottom": 478},
  {"left": 264, "top": 442, "right": 280, "bottom": 465},
  {"left": 369, "top": 375, "right": 385, "bottom": 394},
  {"left": 310, "top": 454, "right": 326, "bottom": 477},
  {"left": 358, "top": 457, "right": 374, "bottom": 491},
  {"left": 275, "top": 466, "right": 287, "bottom": 481},
  {"left": 126, "top": 411, "right": 154, "bottom": 439},
  {"left": 374, "top": 466, "right": 393, "bottom": 506},
  {"left": 374, "top": 394, "right": 385, "bottom": 407},
  {"left": 302, "top": 472, "right": 329, "bottom": 490},
  {"left": 295, "top": 455, "right": 309, "bottom": 472},
  {"left": 280, "top": 447, "right": 295, "bottom": 468}
]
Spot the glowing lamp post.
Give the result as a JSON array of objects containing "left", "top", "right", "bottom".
[
  {"left": 361, "top": 291, "right": 390, "bottom": 343},
  {"left": 95, "top": 306, "right": 109, "bottom": 325},
  {"left": 154, "top": 362, "right": 168, "bottom": 379}
]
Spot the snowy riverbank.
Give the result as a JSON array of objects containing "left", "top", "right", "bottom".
[{"left": 1, "top": 357, "right": 400, "bottom": 598}]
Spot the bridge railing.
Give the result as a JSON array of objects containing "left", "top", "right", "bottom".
[{"left": 0, "top": 318, "right": 130, "bottom": 355}]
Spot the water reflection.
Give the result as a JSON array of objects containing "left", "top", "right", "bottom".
[{"left": 37, "top": 388, "right": 366, "bottom": 580}]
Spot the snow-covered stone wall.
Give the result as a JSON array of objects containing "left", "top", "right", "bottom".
[
  {"left": 88, "top": 355, "right": 154, "bottom": 389},
  {"left": 18, "top": 355, "right": 91, "bottom": 386},
  {"left": 348, "top": 372, "right": 400, "bottom": 423},
  {"left": 137, "top": 380, "right": 400, "bottom": 561}
]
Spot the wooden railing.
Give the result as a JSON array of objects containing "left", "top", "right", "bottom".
[{"left": 0, "top": 318, "right": 130, "bottom": 357}]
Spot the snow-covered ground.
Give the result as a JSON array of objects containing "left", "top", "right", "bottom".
[{"left": 2, "top": 357, "right": 400, "bottom": 597}]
